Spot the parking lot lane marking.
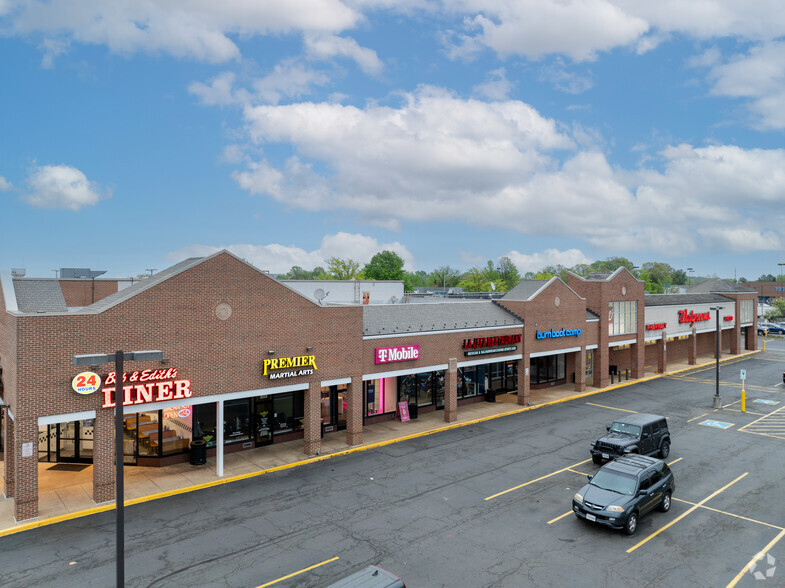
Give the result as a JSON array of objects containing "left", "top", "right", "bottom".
[
  {"left": 585, "top": 402, "right": 638, "bottom": 413},
  {"left": 485, "top": 459, "right": 592, "bottom": 501},
  {"left": 667, "top": 457, "right": 683, "bottom": 466},
  {"left": 257, "top": 556, "right": 340, "bottom": 588},
  {"left": 739, "top": 403, "right": 785, "bottom": 432},
  {"left": 626, "top": 472, "right": 748, "bottom": 554},
  {"left": 567, "top": 468, "right": 590, "bottom": 476},
  {"left": 547, "top": 511, "right": 575, "bottom": 525},
  {"left": 671, "top": 498, "right": 784, "bottom": 531},
  {"left": 727, "top": 529, "right": 785, "bottom": 588},
  {"left": 687, "top": 412, "right": 711, "bottom": 423}
]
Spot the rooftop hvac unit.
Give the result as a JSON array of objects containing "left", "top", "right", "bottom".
[{"left": 11, "top": 268, "right": 25, "bottom": 277}]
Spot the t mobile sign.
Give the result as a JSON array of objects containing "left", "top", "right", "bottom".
[{"left": 375, "top": 345, "right": 420, "bottom": 364}]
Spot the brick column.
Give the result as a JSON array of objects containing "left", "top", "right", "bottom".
[
  {"left": 688, "top": 328, "right": 697, "bottom": 365},
  {"left": 745, "top": 325, "right": 755, "bottom": 351},
  {"left": 3, "top": 412, "right": 14, "bottom": 499},
  {"left": 303, "top": 384, "right": 321, "bottom": 456},
  {"left": 574, "top": 348, "right": 586, "bottom": 393},
  {"left": 444, "top": 359, "right": 457, "bottom": 423},
  {"left": 631, "top": 341, "right": 645, "bottom": 379},
  {"left": 657, "top": 333, "right": 667, "bottom": 373},
  {"left": 346, "top": 378, "right": 363, "bottom": 446},
  {"left": 14, "top": 418, "right": 39, "bottom": 521},
  {"left": 594, "top": 346, "right": 609, "bottom": 389},
  {"left": 518, "top": 355, "right": 530, "bottom": 406},
  {"left": 731, "top": 300, "right": 741, "bottom": 354},
  {"left": 92, "top": 409, "right": 115, "bottom": 504}
]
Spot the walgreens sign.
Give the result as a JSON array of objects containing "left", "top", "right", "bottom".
[{"left": 375, "top": 345, "right": 420, "bottom": 364}]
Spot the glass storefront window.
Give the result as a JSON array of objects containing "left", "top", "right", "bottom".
[
  {"left": 531, "top": 354, "right": 567, "bottom": 385},
  {"left": 225, "top": 399, "right": 251, "bottom": 443},
  {"left": 415, "top": 372, "right": 433, "bottom": 407},
  {"left": 255, "top": 396, "right": 274, "bottom": 445},
  {"left": 160, "top": 406, "right": 193, "bottom": 456},
  {"left": 137, "top": 411, "right": 160, "bottom": 457},
  {"left": 273, "top": 392, "right": 304, "bottom": 435},
  {"left": 399, "top": 374, "right": 416, "bottom": 406},
  {"left": 79, "top": 419, "right": 94, "bottom": 459},
  {"left": 194, "top": 404, "right": 217, "bottom": 447},
  {"left": 365, "top": 377, "right": 397, "bottom": 416}
]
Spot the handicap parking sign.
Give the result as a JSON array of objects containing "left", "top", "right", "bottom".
[{"left": 700, "top": 420, "right": 734, "bottom": 429}]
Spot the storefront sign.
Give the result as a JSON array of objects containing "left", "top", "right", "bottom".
[
  {"left": 465, "top": 346, "right": 517, "bottom": 357},
  {"left": 646, "top": 323, "right": 667, "bottom": 331},
  {"left": 397, "top": 401, "right": 410, "bottom": 422},
  {"left": 101, "top": 379, "right": 193, "bottom": 408},
  {"left": 535, "top": 328, "right": 581, "bottom": 340},
  {"left": 678, "top": 309, "right": 711, "bottom": 326},
  {"left": 263, "top": 355, "right": 318, "bottom": 379},
  {"left": 72, "top": 371, "right": 101, "bottom": 395},
  {"left": 375, "top": 345, "right": 419, "bottom": 364},
  {"left": 163, "top": 406, "right": 192, "bottom": 419},
  {"left": 462, "top": 335, "right": 521, "bottom": 349},
  {"left": 724, "top": 315, "right": 734, "bottom": 322}
]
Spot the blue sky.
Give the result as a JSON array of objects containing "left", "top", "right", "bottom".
[{"left": 2, "top": 1, "right": 785, "bottom": 282}]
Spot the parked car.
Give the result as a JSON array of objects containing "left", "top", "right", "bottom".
[
  {"left": 590, "top": 413, "right": 671, "bottom": 464},
  {"left": 326, "top": 565, "right": 406, "bottom": 588},
  {"left": 758, "top": 322, "right": 785, "bottom": 335},
  {"left": 573, "top": 455, "right": 675, "bottom": 535}
]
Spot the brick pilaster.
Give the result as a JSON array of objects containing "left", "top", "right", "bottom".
[
  {"left": 444, "top": 359, "right": 457, "bottom": 423},
  {"left": 303, "top": 384, "right": 321, "bottom": 456},
  {"left": 14, "top": 418, "right": 38, "bottom": 521},
  {"left": 574, "top": 348, "right": 586, "bottom": 393},
  {"left": 657, "top": 333, "right": 667, "bottom": 373},
  {"left": 346, "top": 378, "right": 363, "bottom": 446},
  {"left": 92, "top": 409, "right": 115, "bottom": 504},
  {"left": 3, "top": 412, "right": 14, "bottom": 499},
  {"left": 688, "top": 328, "right": 697, "bottom": 365},
  {"left": 518, "top": 355, "right": 530, "bottom": 406}
]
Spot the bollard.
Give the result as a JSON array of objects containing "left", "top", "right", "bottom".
[
  {"left": 610, "top": 372, "right": 614, "bottom": 384},
  {"left": 741, "top": 387, "right": 746, "bottom": 412},
  {"left": 626, "top": 368, "right": 629, "bottom": 381},
  {"left": 763, "top": 340, "right": 766, "bottom": 352}
]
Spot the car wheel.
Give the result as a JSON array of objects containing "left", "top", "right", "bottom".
[
  {"left": 592, "top": 454, "right": 603, "bottom": 464},
  {"left": 625, "top": 512, "right": 638, "bottom": 536},
  {"left": 660, "top": 491, "right": 671, "bottom": 512},
  {"left": 659, "top": 440, "right": 670, "bottom": 459}
]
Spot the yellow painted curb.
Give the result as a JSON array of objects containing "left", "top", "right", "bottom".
[{"left": 0, "top": 348, "right": 763, "bottom": 537}]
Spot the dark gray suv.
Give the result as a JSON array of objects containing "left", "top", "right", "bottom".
[
  {"left": 573, "top": 454, "right": 675, "bottom": 535},
  {"left": 590, "top": 413, "right": 670, "bottom": 464}
]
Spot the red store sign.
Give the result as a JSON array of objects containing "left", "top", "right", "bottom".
[
  {"left": 100, "top": 368, "right": 192, "bottom": 408},
  {"left": 462, "top": 334, "right": 521, "bottom": 349},
  {"left": 645, "top": 323, "right": 667, "bottom": 331},
  {"left": 678, "top": 310, "right": 711, "bottom": 326}
]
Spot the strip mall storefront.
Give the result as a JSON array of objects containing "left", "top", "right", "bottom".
[{"left": 0, "top": 254, "right": 758, "bottom": 521}]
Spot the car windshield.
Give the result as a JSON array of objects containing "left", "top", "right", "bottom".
[
  {"left": 609, "top": 422, "right": 641, "bottom": 436},
  {"left": 590, "top": 470, "right": 637, "bottom": 495}
]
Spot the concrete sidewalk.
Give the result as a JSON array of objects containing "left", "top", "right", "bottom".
[{"left": 0, "top": 350, "right": 758, "bottom": 536}]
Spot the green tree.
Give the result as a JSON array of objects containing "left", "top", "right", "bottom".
[
  {"left": 363, "top": 250, "right": 406, "bottom": 281},
  {"left": 642, "top": 262, "right": 675, "bottom": 289},
  {"left": 498, "top": 256, "right": 521, "bottom": 291},
  {"left": 584, "top": 257, "right": 635, "bottom": 275},
  {"left": 460, "top": 267, "right": 490, "bottom": 292},
  {"left": 325, "top": 257, "right": 361, "bottom": 280},
  {"left": 671, "top": 269, "right": 688, "bottom": 285},
  {"left": 405, "top": 271, "right": 429, "bottom": 289},
  {"left": 759, "top": 274, "right": 776, "bottom": 282},
  {"left": 430, "top": 265, "right": 461, "bottom": 288}
]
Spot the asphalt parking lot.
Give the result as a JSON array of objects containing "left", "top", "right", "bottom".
[{"left": 2, "top": 346, "right": 785, "bottom": 587}]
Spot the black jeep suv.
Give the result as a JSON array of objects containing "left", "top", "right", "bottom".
[
  {"left": 590, "top": 413, "right": 670, "bottom": 464},
  {"left": 573, "top": 454, "right": 675, "bottom": 535}
]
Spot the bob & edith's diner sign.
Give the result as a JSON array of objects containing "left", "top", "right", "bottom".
[{"left": 69, "top": 368, "right": 193, "bottom": 408}]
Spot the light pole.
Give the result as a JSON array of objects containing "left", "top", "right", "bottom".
[
  {"left": 779, "top": 263, "right": 785, "bottom": 298},
  {"left": 687, "top": 267, "right": 694, "bottom": 288},
  {"left": 73, "top": 349, "right": 164, "bottom": 587},
  {"left": 709, "top": 307, "right": 723, "bottom": 408}
]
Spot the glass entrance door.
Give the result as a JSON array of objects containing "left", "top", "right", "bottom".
[{"left": 255, "top": 396, "right": 274, "bottom": 446}]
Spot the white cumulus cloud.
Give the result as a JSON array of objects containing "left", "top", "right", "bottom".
[
  {"left": 23, "top": 164, "right": 111, "bottom": 210},
  {"left": 506, "top": 248, "right": 593, "bottom": 273}
]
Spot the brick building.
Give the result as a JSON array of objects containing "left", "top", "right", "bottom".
[{"left": 0, "top": 253, "right": 758, "bottom": 521}]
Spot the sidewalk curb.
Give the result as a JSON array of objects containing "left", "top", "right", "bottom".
[{"left": 0, "top": 349, "right": 762, "bottom": 537}]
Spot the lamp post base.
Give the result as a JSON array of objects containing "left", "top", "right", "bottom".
[{"left": 713, "top": 395, "right": 722, "bottom": 409}]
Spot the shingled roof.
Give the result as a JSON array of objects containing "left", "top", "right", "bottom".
[
  {"left": 687, "top": 278, "right": 756, "bottom": 294},
  {"left": 13, "top": 279, "right": 68, "bottom": 313},
  {"left": 363, "top": 301, "right": 522, "bottom": 336}
]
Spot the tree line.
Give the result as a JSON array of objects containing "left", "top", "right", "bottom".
[{"left": 276, "top": 252, "right": 738, "bottom": 294}]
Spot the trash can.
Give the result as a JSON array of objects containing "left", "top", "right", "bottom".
[
  {"left": 190, "top": 439, "right": 207, "bottom": 465},
  {"left": 486, "top": 388, "right": 497, "bottom": 402},
  {"left": 408, "top": 403, "right": 418, "bottom": 420}
]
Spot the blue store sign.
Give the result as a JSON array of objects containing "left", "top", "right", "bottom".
[{"left": 535, "top": 328, "right": 581, "bottom": 340}]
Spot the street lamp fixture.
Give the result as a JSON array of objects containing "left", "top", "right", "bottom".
[
  {"left": 687, "top": 267, "right": 694, "bottom": 288},
  {"left": 708, "top": 308, "right": 723, "bottom": 408},
  {"left": 73, "top": 349, "right": 164, "bottom": 587}
]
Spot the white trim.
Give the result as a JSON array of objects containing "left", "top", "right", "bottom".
[
  {"left": 38, "top": 410, "right": 96, "bottom": 426},
  {"left": 216, "top": 400, "right": 224, "bottom": 478},
  {"left": 609, "top": 339, "right": 637, "bottom": 347},
  {"left": 364, "top": 324, "right": 522, "bottom": 340},
  {"left": 362, "top": 363, "right": 449, "bottom": 381},
  {"left": 457, "top": 353, "right": 522, "bottom": 368},
  {"left": 741, "top": 322, "right": 753, "bottom": 327},
  {"left": 7, "top": 408, "right": 13, "bottom": 420},
  {"left": 530, "top": 346, "right": 581, "bottom": 359},
  {"left": 0, "top": 271, "right": 18, "bottom": 313},
  {"left": 122, "top": 382, "right": 309, "bottom": 414},
  {"left": 321, "top": 377, "right": 351, "bottom": 387},
  {"left": 645, "top": 335, "right": 662, "bottom": 342},
  {"left": 586, "top": 344, "right": 598, "bottom": 350}
]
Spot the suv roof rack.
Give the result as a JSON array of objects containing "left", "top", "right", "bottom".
[{"left": 611, "top": 454, "right": 658, "bottom": 471}]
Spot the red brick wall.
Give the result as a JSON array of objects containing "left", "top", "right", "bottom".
[{"left": 60, "top": 279, "right": 119, "bottom": 307}]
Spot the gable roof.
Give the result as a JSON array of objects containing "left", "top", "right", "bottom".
[
  {"left": 503, "top": 277, "right": 585, "bottom": 303},
  {"left": 687, "top": 278, "right": 756, "bottom": 294},
  {"left": 645, "top": 293, "right": 735, "bottom": 307}
]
